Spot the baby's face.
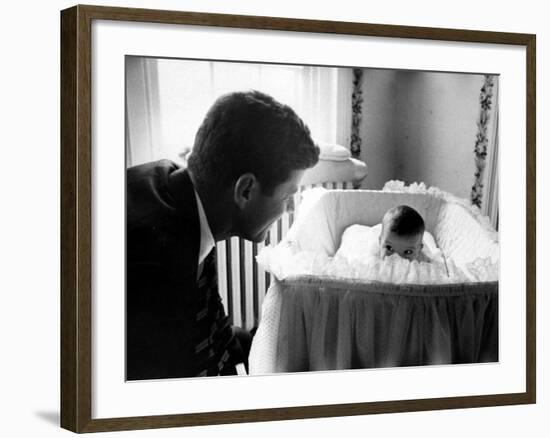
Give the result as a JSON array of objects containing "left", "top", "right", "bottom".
[{"left": 379, "top": 230, "right": 423, "bottom": 261}]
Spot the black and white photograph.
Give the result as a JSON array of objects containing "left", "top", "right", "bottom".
[
  {"left": 125, "top": 56, "right": 499, "bottom": 381},
  {"left": 2, "top": 0, "right": 545, "bottom": 435}
]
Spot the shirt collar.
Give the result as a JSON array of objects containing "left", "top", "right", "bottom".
[{"left": 193, "top": 189, "right": 215, "bottom": 266}]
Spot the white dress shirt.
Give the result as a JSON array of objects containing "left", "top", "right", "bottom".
[{"left": 194, "top": 189, "right": 215, "bottom": 278}]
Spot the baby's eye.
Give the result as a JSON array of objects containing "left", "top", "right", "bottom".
[
  {"left": 385, "top": 245, "right": 393, "bottom": 253},
  {"left": 404, "top": 250, "right": 413, "bottom": 255}
]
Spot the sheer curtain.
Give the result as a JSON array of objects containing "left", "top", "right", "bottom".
[
  {"left": 481, "top": 80, "right": 499, "bottom": 230},
  {"left": 125, "top": 57, "right": 352, "bottom": 167}
]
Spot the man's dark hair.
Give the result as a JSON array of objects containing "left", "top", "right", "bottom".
[
  {"left": 187, "top": 90, "right": 319, "bottom": 195},
  {"left": 382, "top": 205, "right": 425, "bottom": 236}
]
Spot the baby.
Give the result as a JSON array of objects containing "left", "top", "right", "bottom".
[
  {"left": 335, "top": 204, "right": 438, "bottom": 266},
  {"left": 379, "top": 205, "right": 429, "bottom": 262}
]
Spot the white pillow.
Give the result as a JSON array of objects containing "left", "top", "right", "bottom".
[{"left": 336, "top": 224, "right": 443, "bottom": 263}]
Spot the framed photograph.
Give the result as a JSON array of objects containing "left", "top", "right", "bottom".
[{"left": 60, "top": 4, "right": 536, "bottom": 433}]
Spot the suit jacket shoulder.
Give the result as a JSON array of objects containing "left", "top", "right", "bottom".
[{"left": 126, "top": 159, "right": 203, "bottom": 379}]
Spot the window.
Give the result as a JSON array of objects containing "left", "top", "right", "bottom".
[{"left": 126, "top": 57, "right": 351, "bottom": 167}]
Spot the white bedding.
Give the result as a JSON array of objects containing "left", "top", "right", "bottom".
[
  {"left": 335, "top": 223, "right": 443, "bottom": 263},
  {"left": 257, "top": 183, "right": 499, "bottom": 285}
]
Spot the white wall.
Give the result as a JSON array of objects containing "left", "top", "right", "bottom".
[
  {"left": 360, "top": 68, "right": 399, "bottom": 189},
  {"left": 361, "top": 69, "right": 486, "bottom": 200},
  {"left": 0, "top": 1, "right": 546, "bottom": 437}
]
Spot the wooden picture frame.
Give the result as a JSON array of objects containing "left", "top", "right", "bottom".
[{"left": 60, "top": 4, "right": 536, "bottom": 433}]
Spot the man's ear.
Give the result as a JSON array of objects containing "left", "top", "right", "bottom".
[{"left": 234, "top": 173, "right": 258, "bottom": 208}]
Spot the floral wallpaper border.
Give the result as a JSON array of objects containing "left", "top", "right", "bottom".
[
  {"left": 470, "top": 75, "right": 495, "bottom": 208},
  {"left": 350, "top": 68, "right": 363, "bottom": 159}
]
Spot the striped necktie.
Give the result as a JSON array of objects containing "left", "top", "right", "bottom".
[{"left": 193, "top": 248, "right": 234, "bottom": 376}]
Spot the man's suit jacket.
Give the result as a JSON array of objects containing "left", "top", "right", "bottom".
[{"left": 126, "top": 159, "right": 232, "bottom": 380}]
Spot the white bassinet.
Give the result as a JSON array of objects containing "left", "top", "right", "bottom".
[{"left": 249, "top": 183, "right": 499, "bottom": 374}]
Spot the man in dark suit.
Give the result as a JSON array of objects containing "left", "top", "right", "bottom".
[{"left": 126, "top": 90, "right": 319, "bottom": 380}]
